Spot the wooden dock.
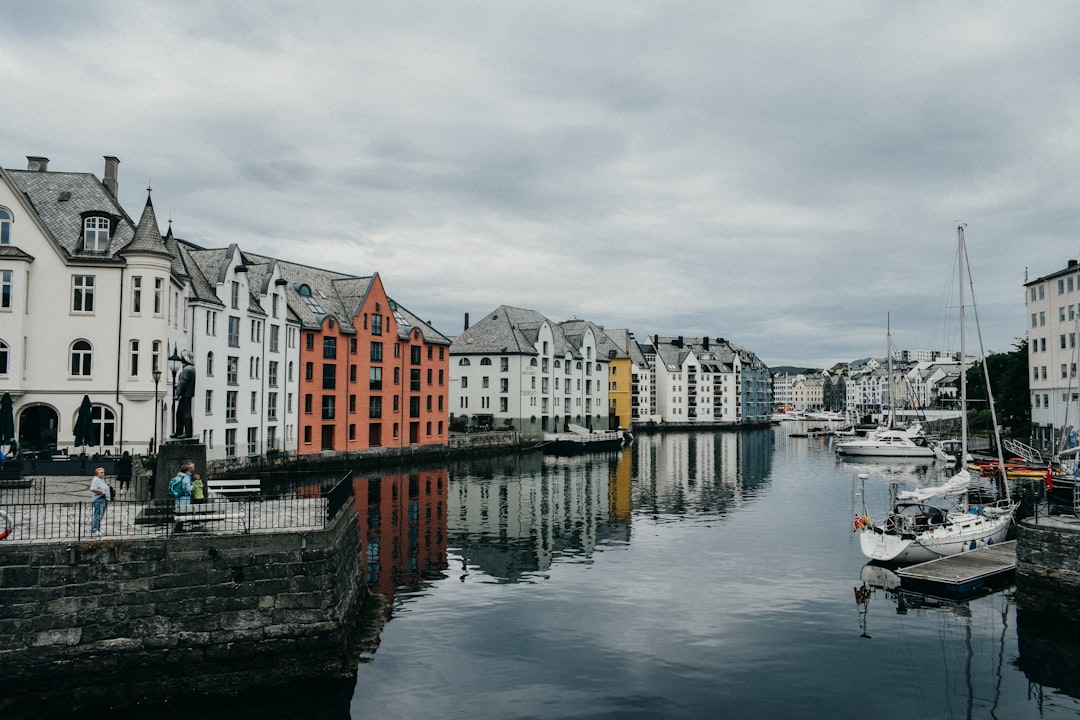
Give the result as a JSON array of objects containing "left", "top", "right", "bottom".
[{"left": 896, "top": 540, "right": 1016, "bottom": 597}]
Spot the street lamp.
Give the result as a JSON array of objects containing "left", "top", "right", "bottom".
[
  {"left": 168, "top": 347, "right": 183, "bottom": 438},
  {"left": 152, "top": 369, "right": 161, "bottom": 453}
]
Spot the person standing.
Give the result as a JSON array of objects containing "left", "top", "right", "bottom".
[
  {"left": 172, "top": 461, "right": 195, "bottom": 533},
  {"left": 89, "top": 466, "right": 110, "bottom": 536},
  {"left": 116, "top": 451, "right": 133, "bottom": 498},
  {"left": 191, "top": 472, "right": 205, "bottom": 504}
]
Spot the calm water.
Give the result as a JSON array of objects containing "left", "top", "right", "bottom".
[
  {"left": 348, "top": 426, "right": 1080, "bottom": 720},
  {"left": 45, "top": 426, "right": 1080, "bottom": 719}
]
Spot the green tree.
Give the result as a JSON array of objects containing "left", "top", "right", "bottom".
[{"left": 965, "top": 338, "right": 1030, "bottom": 439}]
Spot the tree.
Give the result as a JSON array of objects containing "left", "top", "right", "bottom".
[{"left": 965, "top": 338, "right": 1030, "bottom": 438}]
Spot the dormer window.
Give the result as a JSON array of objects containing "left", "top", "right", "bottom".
[
  {"left": 83, "top": 216, "right": 110, "bottom": 252},
  {"left": 0, "top": 208, "right": 11, "bottom": 245}
]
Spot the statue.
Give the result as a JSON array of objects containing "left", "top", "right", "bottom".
[{"left": 173, "top": 349, "right": 196, "bottom": 438}]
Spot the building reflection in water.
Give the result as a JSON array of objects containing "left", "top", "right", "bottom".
[
  {"left": 445, "top": 429, "right": 773, "bottom": 582},
  {"left": 352, "top": 469, "right": 450, "bottom": 601}
]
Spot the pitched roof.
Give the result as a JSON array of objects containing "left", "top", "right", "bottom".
[
  {"left": 7, "top": 168, "right": 135, "bottom": 261},
  {"left": 118, "top": 195, "right": 171, "bottom": 258}
]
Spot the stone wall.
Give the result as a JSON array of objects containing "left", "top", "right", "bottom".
[
  {"left": 1015, "top": 516, "right": 1080, "bottom": 622},
  {"left": 0, "top": 500, "right": 364, "bottom": 716}
]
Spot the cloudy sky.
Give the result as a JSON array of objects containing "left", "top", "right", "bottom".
[{"left": 6, "top": 2, "right": 1077, "bottom": 367}]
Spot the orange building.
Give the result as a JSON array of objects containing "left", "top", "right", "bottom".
[{"left": 276, "top": 264, "right": 450, "bottom": 454}]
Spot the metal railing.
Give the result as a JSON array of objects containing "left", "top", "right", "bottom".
[{"left": 0, "top": 471, "right": 355, "bottom": 544}]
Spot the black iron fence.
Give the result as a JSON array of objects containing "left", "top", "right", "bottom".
[{"left": 0, "top": 471, "right": 355, "bottom": 544}]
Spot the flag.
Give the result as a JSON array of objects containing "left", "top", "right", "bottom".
[{"left": 1047, "top": 462, "right": 1054, "bottom": 493}]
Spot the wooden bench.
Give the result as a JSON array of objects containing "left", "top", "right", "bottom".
[
  {"left": 206, "top": 478, "right": 261, "bottom": 499},
  {"left": 173, "top": 501, "right": 244, "bottom": 529}
]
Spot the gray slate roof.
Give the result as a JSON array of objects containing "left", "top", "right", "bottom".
[{"left": 7, "top": 169, "right": 134, "bottom": 261}]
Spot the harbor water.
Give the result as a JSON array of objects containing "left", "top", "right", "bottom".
[{"left": 50, "top": 425, "right": 1080, "bottom": 718}]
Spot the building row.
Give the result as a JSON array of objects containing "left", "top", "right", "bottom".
[{"left": 0, "top": 155, "right": 774, "bottom": 463}]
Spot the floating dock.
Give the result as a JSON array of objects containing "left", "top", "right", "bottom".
[{"left": 896, "top": 540, "right": 1016, "bottom": 598}]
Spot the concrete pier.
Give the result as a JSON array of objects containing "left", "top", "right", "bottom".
[{"left": 1015, "top": 515, "right": 1080, "bottom": 623}]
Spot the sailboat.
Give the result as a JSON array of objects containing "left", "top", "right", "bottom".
[{"left": 857, "top": 225, "right": 1017, "bottom": 563}]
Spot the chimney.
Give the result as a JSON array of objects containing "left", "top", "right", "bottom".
[
  {"left": 464, "top": 312, "right": 470, "bottom": 331},
  {"left": 1069, "top": 259, "right": 1078, "bottom": 269},
  {"left": 703, "top": 337, "right": 710, "bottom": 350},
  {"left": 103, "top": 156, "right": 120, "bottom": 196},
  {"left": 26, "top": 156, "right": 49, "bottom": 172}
]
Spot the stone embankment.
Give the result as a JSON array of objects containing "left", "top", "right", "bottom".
[
  {"left": 0, "top": 495, "right": 365, "bottom": 716},
  {"left": 1015, "top": 515, "right": 1080, "bottom": 622}
]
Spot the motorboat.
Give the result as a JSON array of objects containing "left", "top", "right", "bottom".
[{"left": 836, "top": 424, "right": 947, "bottom": 459}]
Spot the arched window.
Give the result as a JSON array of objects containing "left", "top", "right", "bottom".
[
  {"left": 206, "top": 351, "right": 214, "bottom": 377},
  {"left": 71, "top": 340, "right": 92, "bottom": 376},
  {"left": 0, "top": 207, "right": 11, "bottom": 245},
  {"left": 480, "top": 357, "right": 492, "bottom": 366},
  {"left": 74, "top": 404, "right": 116, "bottom": 447},
  {"left": 530, "top": 358, "right": 538, "bottom": 366},
  {"left": 0, "top": 339, "right": 8, "bottom": 374},
  {"left": 458, "top": 358, "right": 471, "bottom": 366}
]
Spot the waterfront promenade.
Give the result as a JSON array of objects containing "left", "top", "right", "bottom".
[{"left": 0, "top": 474, "right": 330, "bottom": 544}]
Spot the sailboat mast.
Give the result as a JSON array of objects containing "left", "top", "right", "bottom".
[
  {"left": 958, "top": 224, "right": 968, "bottom": 466},
  {"left": 887, "top": 313, "right": 894, "bottom": 428}
]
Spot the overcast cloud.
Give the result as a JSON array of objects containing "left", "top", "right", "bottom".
[{"left": 6, "top": 1, "right": 1076, "bottom": 367}]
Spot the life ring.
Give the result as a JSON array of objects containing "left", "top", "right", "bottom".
[{"left": 0, "top": 509, "right": 12, "bottom": 540}]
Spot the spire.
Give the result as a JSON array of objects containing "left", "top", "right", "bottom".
[{"left": 119, "top": 191, "right": 171, "bottom": 258}]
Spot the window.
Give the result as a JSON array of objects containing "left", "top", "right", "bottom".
[
  {"left": 268, "top": 392, "right": 278, "bottom": 420},
  {"left": 350, "top": 338, "right": 357, "bottom": 354},
  {"left": 129, "top": 340, "right": 139, "bottom": 376},
  {"left": 230, "top": 281, "right": 240, "bottom": 309},
  {"left": 370, "top": 366, "right": 382, "bottom": 390},
  {"left": 83, "top": 216, "right": 110, "bottom": 251},
  {"left": 272, "top": 294, "right": 280, "bottom": 318},
  {"left": 0, "top": 208, "right": 10, "bottom": 244},
  {"left": 226, "top": 391, "right": 237, "bottom": 421},
  {"left": 152, "top": 340, "right": 161, "bottom": 373},
  {"left": 322, "top": 395, "right": 335, "bottom": 420},
  {"left": 0, "top": 340, "right": 8, "bottom": 374},
  {"left": 501, "top": 357, "right": 509, "bottom": 372},
  {"left": 297, "top": 284, "right": 325, "bottom": 314},
  {"left": 480, "top": 358, "right": 492, "bottom": 366},
  {"left": 205, "top": 389, "right": 213, "bottom": 414},
  {"left": 482, "top": 376, "right": 490, "bottom": 388},
  {"left": 269, "top": 325, "right": 279, "bottom": 352},
  {"left": 71, "top": 340, "right": 92, "bottom": 376},
  {"left": 323, "top": 363, "right": 336, "bottom": 390},
  {"left": 370, "top": 396, "right": 382, "bottom": 418},
  {"left": 131, "top": 276, "right": 142, "bottom": 313},
  {"left": 459, "top": 358, "right": 471, "bottom": 366},
  {"left": 0, "top": 270, "right": 11, "bottom": 310},
  {"left": 72, "top": 275, "right": 95, "bottom": 313},
  {"left": 206, "top": 310, "right": 217, "bottom": 336},
  {"left": 501, "top": 378, "right": 509, "bottom": 393},
  {"left": 227, "top": 356, "right": 238, "bottom": 384},
  {"left": 372, "top": 314, "right": 382, "bottom": 336},
  {"left": 251, "top": 319, "right": 262, "bottom": 343},
  {"left": 324, "top": 336, "right": 337, "bottom": 358},
  {"left": 305, "top": 332, "right": 314, "bottom": 351},
  {"left": 225, "top": 428, "right": 236, "bottom": 458},
  {"left": 227, "top": 316, "right": 240, "bottom": 347},
  {"left": 371, "top": 342, "right": 383, "bottom": 362},
  {"left": 247, "top": 427, "right": 258, "bottom": 455},
  {"left": 411, "top": 369, "right": 421, "bottom": 391},
  {"left": 250, "top": 391, "right": 258, "bottom": 413},
  {"left": 304, "top": 394, "right": 313, "bottom": 414},
  {"left": 305, "top": 362, "right": 314, "bottom": 382},
  {"left": 154, "top": 278, "right": 164, "bottom": 315},
  {"left": 411, "top": 346, "right": 421, "bottom": 365},
  {"left": 206, "top": 352, "right": 214, "bottom": 377},
  {"left": 461, "top": 376, "right": 468, "bottom": 389},
  {"left": 268, "top": 361, "right": 279, "bottom": 387},
  {"left": 349, "top": 394, "right": 356, "bottom": 413}
]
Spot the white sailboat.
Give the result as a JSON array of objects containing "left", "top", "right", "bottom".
[{"left": 857, "top": 225, "right": 1016, "bottom": 564}]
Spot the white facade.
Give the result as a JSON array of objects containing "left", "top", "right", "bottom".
[{"left": 1026, "top": 259, "right": 1080, "bottom": 452}]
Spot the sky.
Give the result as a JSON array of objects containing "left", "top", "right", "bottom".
[{"left": 6, "top": 2, "right": 1078, "bottom": 368}]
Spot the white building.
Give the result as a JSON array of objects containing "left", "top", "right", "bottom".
[
  {"left": 449, "top": 306, "right": 612, "bottom": 440},
  {"left": 1026, "top": 259, "right": 1080, "bottom": 453}
]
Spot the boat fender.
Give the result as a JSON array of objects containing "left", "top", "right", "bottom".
[
  {"left": 0, "top": 509, "right": 11, "bottom": 540},
  {"left": 969, "top": 540, "right": 977, "bottom": 550}
]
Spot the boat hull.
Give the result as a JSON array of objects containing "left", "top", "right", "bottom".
[{"left": 858, "top": 510, "right": 1013, "bottom": 564}]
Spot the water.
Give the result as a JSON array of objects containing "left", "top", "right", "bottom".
[
  {"left": 347, "top": 426, "right": 1080, "bottom": 720},
  {"left": 43, "top": 425, "right": 1080, "bottom": 719}
]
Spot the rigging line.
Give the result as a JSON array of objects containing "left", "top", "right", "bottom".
[{"left": 962, "top": 232, "right": 1012, "bottom": 502}]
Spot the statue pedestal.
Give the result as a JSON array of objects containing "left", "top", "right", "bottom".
[{"left": 154, "top": 440, "right": 206, "bottom": 499}]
